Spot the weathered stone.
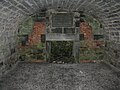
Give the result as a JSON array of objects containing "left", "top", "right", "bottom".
[
  {"left": 0, "top": 63, "right": 120, "bottom": 90},
  {"left": 0, "top": 0, "right": 119, "bottom": 79}
]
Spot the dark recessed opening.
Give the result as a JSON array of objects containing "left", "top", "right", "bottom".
[
  {"left": 100, "top": 24, "right": 103, "bottom": 28},
  {"left": 75, "top": 21, "right": 80, "bottom": 27},
  {"left": 80, "top": 18, "right": 85, "bottom": 22},
  {"left": 21, "top": 35, "right": 28, "bottom": 46},
  {"left": 11, "top": 48, "right": 16, "bottom": 55},
  {"left": 94, "top": 35, "right": 104, "bottom": 40},
  {"left": 0, "top": 62, "right": 3, "bottom": 66},
  {"left": 41, "top": 8, "right": 47, "bottom": 12},
  {"left": 79, "top": 34, "right": 84, "bottom": 40},
  {"left": 64, "top": 28, "right": 75, "bottom": 34},
  {"left": 51, "top": 28, "right": 62, "bottom": 33},
  {"left": 41, "top": 34, "right": 46, "bottom": 43},
  {"left": 80, "top": 14, "right": 86, "bottom": 17}
]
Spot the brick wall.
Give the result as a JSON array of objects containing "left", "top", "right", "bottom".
[
  {"left": 80, "top": 22, "right": 94, "bottom": 48},
  {"left": 28, "top": 22, "right": 45, "bottom": 46},
  {"left": 80, "top": 22, "right": 93, "bottom": 40}
]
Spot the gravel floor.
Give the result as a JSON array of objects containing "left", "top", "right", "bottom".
[{"left": 0, "top": 62, "right": 120, "bottom": 90}]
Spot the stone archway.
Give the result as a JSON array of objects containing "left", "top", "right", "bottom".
[{"left": 0, "top": 0, "right": 120, "bottom": 76}]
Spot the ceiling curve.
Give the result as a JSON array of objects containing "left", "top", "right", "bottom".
[{"left": 0, "top": 0, "right": 120, "bottom": 41}]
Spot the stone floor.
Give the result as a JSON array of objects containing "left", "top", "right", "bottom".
[{"left": 0, "top": 62, "right": 120, "bottom": 90}]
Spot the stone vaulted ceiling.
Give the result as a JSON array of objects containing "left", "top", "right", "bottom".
[{"left": 0, "top": 0, "right": 120, "bottom": 42}]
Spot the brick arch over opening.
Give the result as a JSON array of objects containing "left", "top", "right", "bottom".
[{"left": 0, "top": 0, "right": 120, "bottom": 75}]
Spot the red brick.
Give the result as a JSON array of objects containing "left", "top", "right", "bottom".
[
  {"left": 80, "top": 22, "right": 93, "bottom": 40},
  {"left": 28, "top": 22, "right": 45, "bottom": 45}
]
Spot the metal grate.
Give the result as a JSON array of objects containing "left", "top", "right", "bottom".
[{"left": 52, "top": 13, "right": 73, "bottom": 27}]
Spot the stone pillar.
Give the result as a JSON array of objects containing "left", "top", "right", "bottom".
[
  {"left": 46, "top": 41, "right": 51, "bottom": 62},
  {"left": 73, "top": 29, "right": 80, "bottom": 63},
  {"left": 73, "top": 41, "right": 80, "bottom": 63}
]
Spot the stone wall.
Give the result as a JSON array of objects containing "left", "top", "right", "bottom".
[
  {"left": 105, "top": 42, "right": 120, "bottom": 66},
  {"left": 0, "top": 0, "right": 120, "bottom": 77}
]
